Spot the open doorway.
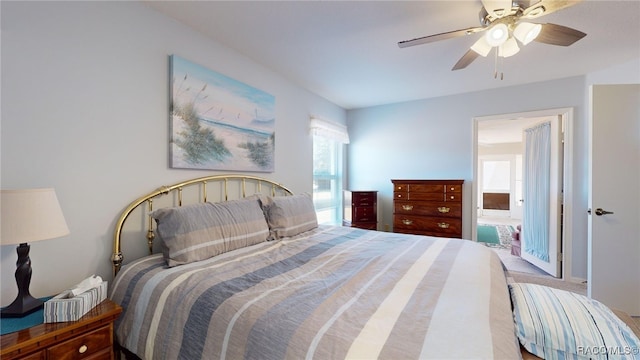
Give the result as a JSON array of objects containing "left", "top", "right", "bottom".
[{"left": 472, "top": 108, "right": 574, "bottom": 280}]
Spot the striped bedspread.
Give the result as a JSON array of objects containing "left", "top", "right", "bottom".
[{"left": 110, "top": 225, "right": 519, "bottom": 359}]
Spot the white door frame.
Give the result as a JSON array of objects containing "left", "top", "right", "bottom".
[{"left": 472, "top": 107, "right": 574, "bottom": 281}]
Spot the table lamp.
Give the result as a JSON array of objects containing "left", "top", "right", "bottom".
[{"left": 1, "top": 188, "right": 70, "bottom": 317}]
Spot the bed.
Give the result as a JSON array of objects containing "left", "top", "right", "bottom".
[{"left": 109, "top": 175, "right": 639, "bottom": 360}]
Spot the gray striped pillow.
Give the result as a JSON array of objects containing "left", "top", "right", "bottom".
[
  {"left": 151, "top": 198, "right": 270, "bottom": 267},
  {"left": 510, "top": 283, "right": 640, "bottom": 360},
  {"left": 263, "top": 193, "right": 318, "bottom": 239}
]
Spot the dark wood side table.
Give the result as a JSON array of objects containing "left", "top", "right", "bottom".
[
  {"left": 343, "top": 190, "right": 378, "bottom": 230},
  {"left": 1, "top": 299, "right": 122, "bottom": 360}
]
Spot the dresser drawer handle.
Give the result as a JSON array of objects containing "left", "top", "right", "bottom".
[
  {"left": 437, "top": 222, "right": 450, "bottom": 229},
  {"left": 450, "top": 187, "right": 455, "bottom": 191},
  {"left": 450, "top": 195, "right": 455, "bottom": 200},
  {"left": 402, "top": 204, "right": 413, "bottom": 211},
  {"left": 402, "top": 219, "right": 413, "bottom": 225},
  {"left": 79, "top": 345, "right": 88, "bottom": 354},
  {"left": 437, "top": 206, "right": 450, "bottom": 213}
]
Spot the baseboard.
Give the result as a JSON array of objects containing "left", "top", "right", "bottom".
[{"left": 568, "top": 276, "right": 587, "bottom": 284}]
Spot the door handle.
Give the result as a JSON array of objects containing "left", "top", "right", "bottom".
[{"left": 589, "top": 208, "right": 614, "bottom": 216}]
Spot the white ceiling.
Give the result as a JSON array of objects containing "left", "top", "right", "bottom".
[{"left": 143, "top": 0, "right": 640, "bottom": 110}]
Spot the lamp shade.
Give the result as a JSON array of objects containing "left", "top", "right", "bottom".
[
  {"left": 485, "top": 23, "right": 509, "bottom": 47},
  {"left": 514, "top": 22, "right": 542, "bottom": 45},
  {"left": 498, "top": 37, "right": 520, "bottom": 58},
  {"left": 471, "top": 36, "right": 492, "bottom": 57},
  {"left": 1, "top": 188, "right": 69, "bottom": 245}
]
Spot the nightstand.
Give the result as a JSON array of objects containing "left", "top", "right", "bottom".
[
  {"left": 1, "top": 299, "right": 122, "bottom": 360},
  {"left": 343, "top": 190, "right": 378, "bottom": 230}
]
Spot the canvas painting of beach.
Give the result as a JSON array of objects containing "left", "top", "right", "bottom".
[{"left": 169, "top": 55, "right": 275, "bottom": 172}]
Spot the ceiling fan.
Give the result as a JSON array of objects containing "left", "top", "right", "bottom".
[{"left": 398, "top": 0, "right": 586, "bottom": 72}]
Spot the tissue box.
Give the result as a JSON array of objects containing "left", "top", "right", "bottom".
[{"left": 43, "top": 281, "right": 108, "bottom": 323}]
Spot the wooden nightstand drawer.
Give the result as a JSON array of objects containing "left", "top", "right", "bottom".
[
  {"left": 47, "top": 325, "right": 111, "bottom": 359},
  {"left": 1, "top": 300, "right": 121, "bottom": 360},
  {"left": 351, "top": 192, "right": 376, "bottom": 206},
  {"left": 19, "top": 352, "right": 44, "bottom": 360},
  {"left": 353, "top": 206, "right": 375, "bottom": 222}
]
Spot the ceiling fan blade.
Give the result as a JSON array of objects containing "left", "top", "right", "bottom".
[
  {"left": 520, "top": 0, "right": 582, "bottom": 19},
  {"left": 535, "top": 23, "right": 586, "bottom": 46},
  {"left": 398, "top": 27, "right": 484, "bottom": 48},
  {"left": 452, "top": 50, "right": 481, "bottom": 71}
]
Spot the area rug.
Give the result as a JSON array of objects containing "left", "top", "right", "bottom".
[
  {"left": 477, "top": 224, "right": 514, "bottom": 248},
  {"left": 477, "top": 224, "right": 500, "bottom": 244}
]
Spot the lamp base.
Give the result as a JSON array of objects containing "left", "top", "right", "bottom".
[
  {"left": 0, "top": 294, "right": 44, "bottom": 318},
  {"left": 1, "top": 243, "right": 45, "bottom": 318}
]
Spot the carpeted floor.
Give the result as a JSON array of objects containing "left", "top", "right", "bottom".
[
  {"left": 505, "top": 271, "right": 587, "bottom": 296},
  {"left": 493, "top": 246, "right": 587, "bottom": 295}
]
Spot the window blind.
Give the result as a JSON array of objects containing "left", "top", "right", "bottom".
[{"left": 309, "top": 117, "right": 350, "bottom": 144}]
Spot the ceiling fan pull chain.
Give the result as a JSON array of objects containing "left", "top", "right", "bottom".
[{"left": 494, "top": 48, "right": 498, "bottom": 79}]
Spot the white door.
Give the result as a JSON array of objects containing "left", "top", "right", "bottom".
[
  {"left": 520, "top": 116, "right": 563, "bottom": 277},
  {"left": 588, "top": 84, "right": 640, "bottom": 316}
]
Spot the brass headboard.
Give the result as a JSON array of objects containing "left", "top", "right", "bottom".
[{"left": 111, "top": 174, "right": 293, "bottom": 276}]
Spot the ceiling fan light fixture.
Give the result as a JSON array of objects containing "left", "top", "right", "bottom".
[
  {"left": 485, "top": 23, "right": 509, "bottom": 47},
  {"left": 498, "top": 37, "right": 520, "bottom": 57},
  {"left": 525, "top": 5, "right": 546, "bottom": 18},
  {"left": 492, "top": 8, "right": 506, "bottom": 17},
  {"left": 482, "top": 0, "right": 513, "bottom": 19},
  {"left": 470, "top": 36, "right": 492, "bottom": 57},
  {"left": 514, "top": 22, "right": 542, "bottom": 45}
]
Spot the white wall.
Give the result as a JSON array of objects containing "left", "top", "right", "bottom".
[
  {"left": 0, "top": 1, "right": 345, "bottom": 305},
  {"left": 586, "top": 58, "right": 640, "bottom": 85}
]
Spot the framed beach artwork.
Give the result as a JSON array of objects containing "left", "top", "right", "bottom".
[{"left": 169, "top": 55, "right": 275, "bottom": 172}]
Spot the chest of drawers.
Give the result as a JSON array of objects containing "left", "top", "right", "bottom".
[
  {"left": 391, "top": 180, "right": 464, "bottom": 238},
  {"left": 343, "top": 190, "right": 377, "bottom": 230}
]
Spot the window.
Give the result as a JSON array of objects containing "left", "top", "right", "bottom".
[{"left": 310, "top": 118, "right": 349, "bottom": 225}]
